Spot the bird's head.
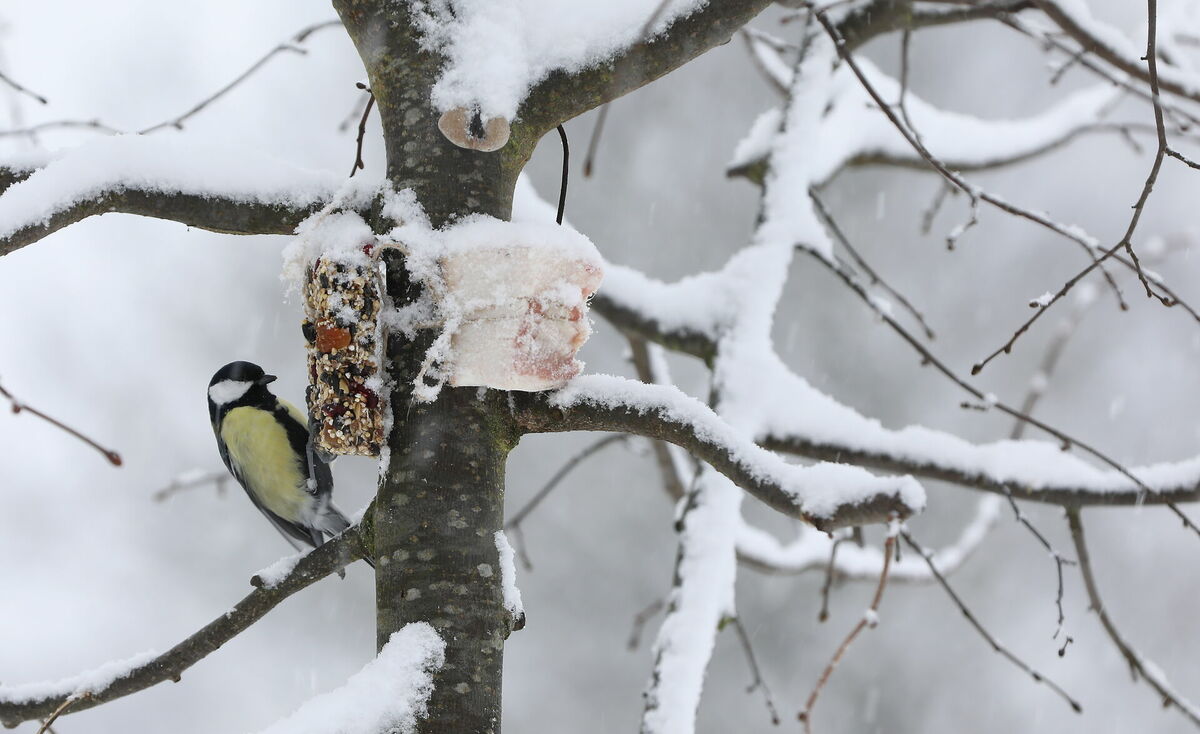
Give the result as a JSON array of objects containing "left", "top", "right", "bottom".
[{"left": 208, "top": 361, "right": 277, "bottom": 407}]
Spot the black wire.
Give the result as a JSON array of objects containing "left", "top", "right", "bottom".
[{"left": 555, "top": 124, "right": 569, "bottom": 225}]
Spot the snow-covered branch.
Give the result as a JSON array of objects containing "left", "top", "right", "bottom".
[
  {"left": 1034, "top": 0, "right": 1200, "bottom": 103},
  {"left": 0, "top": 517, "right": 372, "bottom": 728},
  {"left": 727, "top": 48, "right": 1120, "bottom": 182},
  {"left": 736, "top": 495, "right": 1001, "bottom": 580},
  {"left": 592, "top": 266, "right": 720, "bottom": 361},
  {"left": 837, "top": 0, "right": 1034, "bottom": 52},
  {"left": 518, "top": 0, "right": 774, "bottom": 136},
  {"left": 251, "top": 623, "right": 445, "bottom": 734},
  {"left": 0, "top": 136, "right": 364, "bottom": 257},
  {"left": 762, "top": 424, "right": 1200, "bottom": 508},
  {"left": 512, "top": 375, "right": 925, "bottom": 532}
]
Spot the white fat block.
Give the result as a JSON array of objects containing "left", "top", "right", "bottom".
[{"left": 439, "top": 244, "right": 602, "bottom": 392}]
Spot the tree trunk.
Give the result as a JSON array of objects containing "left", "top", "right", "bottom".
[{"left": 334, "top": 2, "right": 537, "bottom": 732}]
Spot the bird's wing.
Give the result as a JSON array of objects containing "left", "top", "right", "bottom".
[
  {"left": 237, "top": 475, "right": 321, "bottom": 550},
  {"left": 276, "top": 398, "right": 334, "bottom": 502},
  {"left": 219, "top": 406, "right": 323, "bottom": 550}
]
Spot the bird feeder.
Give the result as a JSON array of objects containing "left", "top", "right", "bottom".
[
  {"left": 301, "top": 240, "right": 385, "bottom": 457},
  {"left": 415, "top": 221, "right": 604, "bottom": 396}
]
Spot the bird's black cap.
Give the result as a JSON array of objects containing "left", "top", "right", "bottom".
[{"left": 210, "top": 361, "right": 277, "bottom": 387}]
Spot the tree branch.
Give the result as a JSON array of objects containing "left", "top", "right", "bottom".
[
  {"left": 1033, "top": 0, "right": 1200, "bottom": 104},
  {"left": 1, "top": 189, "right": 322, "bottom": 256},
  {"left": 592, "top": 289, "right": 717, "bottom": 362},
  {"left": 0, "top": 516, "right": 372, "bottom": 728},
  {"left": 511, "top": 376, "right": 924, "bottom": 532},
  {"left": 761, "top": 413, "right": 1200, "bottom": 508},
  {"left": 1067, "top": 509, "right": 1200, "bottom": 726},
  {"left": 0, "top": 378, "right": 122, "bottom": 466},
  {"left": 0, "top": 137, "right": 354, "bottom": 256},
  {"left": 902, "top": 529, "right": 1082, "bottom": 713},
  {"left": 838, "top": 0, "right": 1033, "bottom": 52},
  {"left": 517, "top": 0, "right": 773, "bottom": 136},
  {"left": 139, "top": 20, "right": 343, "bottom": 135}
]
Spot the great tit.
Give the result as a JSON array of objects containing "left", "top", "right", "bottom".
[{"left": 207, "top": 361, "right": 363, "bottom": 559}]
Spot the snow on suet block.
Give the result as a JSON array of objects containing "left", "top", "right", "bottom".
[
  {"left": 291, "top": 211, "right": 386, "bottom": 457},
  {"left": 406, "top": 217, "right": 604, "bottom": 396}
]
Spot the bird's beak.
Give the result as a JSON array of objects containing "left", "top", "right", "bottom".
[{"left": 258, "top": 374, "right": 277, "bottom": 385}]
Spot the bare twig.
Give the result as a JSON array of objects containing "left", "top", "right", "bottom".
[
  {"left": 999, "top": 289, "right": 1108, "bottom": 645},
  {"left": 799, "top": 527, "right": 896, "bottom": 731},
  {"left": 627, "top": 598, "right": 666, "bottom": 651},
  {"left": 814, "top": 7, "right": 1138, "bottom": 335},
  {"left": 152, "top": 470, "right": 230, "bottom": 502},
  {"left": 348, "top": 83, "right": 375, "bottom": 178},
  {"left": 338, "top": 90, "right": 372, "bottom": 133},
  {"left": 582, "top": 105, "right": 608, "bottom": 178},
  {"left": 1167, "top": 147, "right": 1200, "bottom": 169},
  {"left": 741, "top": 28, "right": 793, "bottom": 97},
  {"left": 139, "top": 20, "right": 342, "bottom": 134},
  {"left": 1032, "top": 0, "right": 1200, "bottom": 105},
  {"left": 34, "top": 694, "right": 87, "bottom": 734},
  {"left": 0, "top": 119, "right": 120, "bottom": 139},
  {"left": 920, "top": 179, "right": 954, "bottom": 235},
  {"left": 1049, "top": 48, "right": 1087, "bottom": 85},
  {"left": 627, "top": 337, "right": 689, "bottom": 501},
  {"left": 811, "top": 188, "right": 935, "bottom": 339},
  {"left": 974, "top": 0, "right": 1177, "bottom": 376},
  {"left": 503, "top": 434, "right": 627, "bottom": 569},
  {"left": 1067, "top": 509, "right": 1200, "bottom": 725},
  {"left": 797, "top": 203, "right": 1176, "bottom": 516},
  {"left": 577, "top": 0, "right": 672, "bottom": 178},
  {"left": 901, "top": 530, "right": 1083, "bottom": 713},
  {"left": 1001, "top": 14, "right": 1200, "bottom": 131},
  {"left": 0, "top": 379, "right": 121, "bottom": 466},
  {"left": 817, "top": 531, "right": 850, "bottom": 622},
  {"left": 0, "top": 20, "right": 340, "bottom": 141},
  {"left": 505, "top": 434, "right": 626, "bottom": 531},
  {"left": 731, "top": 617, "right": 781, "bottom": 726},
  {"left": 0, "top": 68, "right": 47, "bottom": 105},
  {"left": 0, "top": 513, "right": 370, "bottom": 727}
]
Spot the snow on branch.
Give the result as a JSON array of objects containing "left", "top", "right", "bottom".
[
  {"left": 736, "top": 495, "right": 1001, "bottom": 581},
  {"left": 1034, "top": 0, "right": 1200, "bottom": 103},
  {"left": 521, "top": 168, "right": 1200, "bottom": 515},
  {"left": 0, "top": 151, "right": 46, "bottom": 193},
  {"left": 517, "top": 0, "right": 773, "bottom": 135},
  {"left": 0, "top": 518, "right": 371, "bottom": 728},
  {"left": 592, "top": 264, "right": 723, "bottom": 360},
  {"left": 727, "top": 48, "right": 1120, "bottom": 182},
  {"left": 836, "top": 0, "right": 1033, "bottom": 52},
  {"left": 754, "top": 350, "right": 1200, "bottom": 508},
  {"left": 512, "top": 375, "right": 925, "bottom": 532},
  {"left": 0, "top": 136, "right": 368, "bottom": 257},
  {"left": 251, "top": 623, "right": 445, "bottom": 734}
]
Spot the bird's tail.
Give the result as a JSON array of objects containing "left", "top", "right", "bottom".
[{"left": 318, "top": 504, "right": 375, "bottom": 569}]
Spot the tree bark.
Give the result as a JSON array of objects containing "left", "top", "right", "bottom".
[
  {"left": 334, "top": 3, "right": 530, "bottom": 732},
  {"left": 332, "top": 1, "right": 781, "bottom": 729}
]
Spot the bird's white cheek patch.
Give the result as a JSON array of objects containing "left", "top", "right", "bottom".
[{"left": 209, "top": 379, "right": 252, "bottom": 405}]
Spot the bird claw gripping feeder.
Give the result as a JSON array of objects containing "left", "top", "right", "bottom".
[{"left": 301, "top": 234, "right": 386, "bottom": 457}]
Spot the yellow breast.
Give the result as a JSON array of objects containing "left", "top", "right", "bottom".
[{"left": 220, "top": 406, "right": 308, "bottom": 521}]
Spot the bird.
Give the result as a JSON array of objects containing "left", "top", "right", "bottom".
[{"left": 207, "top": 361, "right": 368, "bottom": 563}]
